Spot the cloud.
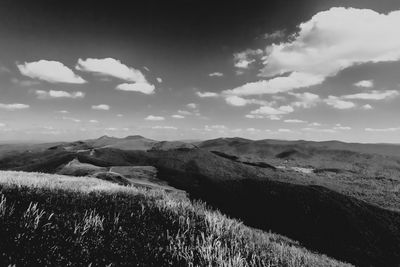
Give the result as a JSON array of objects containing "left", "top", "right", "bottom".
[
  {"left": 92, "top": 104, "right": 110, "bottom": 110},
  {"left": 309, "top": 122, "right": 322, "bottom": 126},
  {"left": 57, "top": 110, "right": 69, "bottom": 114},
  {"left": 152, "top": 126, "right": 177, "bottom": 130},
  {"left": 62, "top": 116, "right": 81, "bottom": 123},
  {"left": 324, "top": 96, "right": 356, "bottom": 109},
  {"left": 365, "top": 127, "right": 400, "bottom": 132},
  {"left": 177, "top": 110, "right": 192, "bottom": 116},
  {"left": 172, "top": 114, "right": 185, "bottom": 119},
  {"left": 89, "top": 120, "right": 99, "bottom": 123},
  {"left": 263, "top": 30, "right": 286, "bottom": 40},
  {"left": 246, "top": 105, "right": 294, "bottom": 119},
  {"left": 226, "top": 8, "right": 400, "bottom": 98},
  {"left": 196, "top": 91, "right": 219, "bottom": 98},
  {"left": 76, "top": 58, "right": 146, "bottom": 83},
  {"left": 35, "top": 90, "right": 85, "bottom": 99},
  {"left": 209, "top": 72, "right": 224, "bottom": 77},
  {"left": 302, "top": 128, "right": 336, "bottom": 133},
  {"left": 145, "top": 115, "right": 165, "bottom": 121},
  {"left": 278, "top": 129, "right": 292, "bottom": 133},
  {"left": 117, "top": 114, "right": 124, "bottom": 117},
  {"left": 0, "top": 103, "right": 30, "bottom": 111},
  {"left": 17, "top": 60, "right": 86, "bottom": 84},
  {"left": 223, "top": 72, "right": 324, "bottom": 96},
  {"left": 0, "top": 123, "right": 5, "bottom": 127},
  {"left": 205, "top": 125, "right": 227, "bottom": 131},
  {"left": 234, "top": 49, "right": 263, "bottom": 69},
  {"left": 334, "top": 126, "right": 351, "bottom": 130},
  {"left": 361, "top": 104, "right": 373, "bottom": 110},
  {"left": 105, "top": 127, "right": 118, "bottom": 131},
  {"left": 225, "top": 95, "right": 271, "bottom": 107},
  {"left": 284, "top": 119, "right": 307, "bottom": 123},
  {"left": 116, "top": 83, "right": 155, "bottom": 94},
  {"left": 261, "top": 8, "right": 400, "bottom": 79},
  {"left": 289, "top": 92, "right": 321, "bottom": 108},
  {"left": 354, "top": 80, "right": 374, "bottom": 88},
  {"left": 342, "top": 90, "right": 399, "bottom": 100},
  {"left": 246, "top": 128, "right": 261, "bottom": 133},
  {"left": 187, "top": 103, "right": 197, "bottom": 109},
  {"left": 333, "top": 124, "right": 352, "bottom": 130},
  {"left": 225, "top": 96, "right": 248, "bottom": 106},
  {"left": 157, "top": 77, "right": 162, "bottom": 83}
]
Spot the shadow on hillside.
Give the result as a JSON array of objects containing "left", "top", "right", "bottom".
[{"left": 157, "top": 167, "right": 400, "bottom": 267}]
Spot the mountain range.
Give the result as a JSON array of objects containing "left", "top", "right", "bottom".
[{"left": 1, "top": 135, "right": 400, "bottom": 266}]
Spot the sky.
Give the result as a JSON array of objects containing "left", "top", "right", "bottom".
[{"left": 1, "top": 0, "right": 400, "bottom": 143}]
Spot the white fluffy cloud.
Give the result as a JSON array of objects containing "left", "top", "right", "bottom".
[
  {"left": 17, "top": 60, "right": 86, "bottom": 84},
  {"left": 342, "top": 90, "right": 399, "bottom": 100},
  {"left": 157, "top": 77, "right": 162, "bottom": 83},
  {"left": 172, "top": 114, "right": 185, "bottom": 119},
  {"left": 261, "top": 8, "right": 400, "bottom": 79},
  {"left": 228, "top": 7, "right": 400, "bottom": 97},
  {"left": 35, "top": 90, "right": 85, "bottom": 99},
  {"left": 116, "top": 83, "right": 155, "bottom": 94},
  {"left": 324, "top": 96, "right": 356, "bottom": 109},
  {"left": 145, "top": 115, "right": 165, "bottom": 121},
  {"left": 284, "top": 119, "right": 307, "bottom": 123},
  {"left": 333, "top": 124, "right": 352, "bottom": 130},
  {"left": 76, "top": 58, "right": 147, "bottom": 83},
  {"left": 152, "top": 126, "right": 177, "bottom": 130},
  {"left": 225, "top": 96, "right": 248, "bottom": 106},
  {"left": 247, "top": 105, "right": 294, "bottom": 120},
  {"left": 234, "top": 49, "right": 263, "bottom": 69},
  {"left": 92, "top": 104, "right": 110, "bottom": 110},
  {"left": 187, "top": 103, "right": 197, "bottom": 109},
  {"left": 196, "top": 91, "right": 219, "bottom": 98},
  {"left": 0, "top": 103, "right": 30, "bottom": 111},
  {"left": 354, "top": 80, "right": 374, "bottom": 88},
  {"left": 361, "top": 104, "right": 373, "bottom": 110},
  {"left": 289, "top": 92, "right": 321, "bottom": 108},
  {"left": 209, "top": 72, "right": 224, "bottom": 77},
  {"left": 223, "top": 72, "right": 324, "bottom": 96},
  {"left": 224, "top": 96, "right": 270, "bottom": 107}
]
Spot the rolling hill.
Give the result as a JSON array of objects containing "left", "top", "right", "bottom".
[{"left": 0, "top": 171, "right": 350, "bottom": 266}]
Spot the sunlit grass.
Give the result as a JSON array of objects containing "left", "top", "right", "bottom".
[{"left": 0, "top": 171, "right": 350, "bottom": 266}]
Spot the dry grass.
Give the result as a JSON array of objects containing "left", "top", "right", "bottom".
[{"left": 0, "top": 171, "right": 350, "bottom": 266}]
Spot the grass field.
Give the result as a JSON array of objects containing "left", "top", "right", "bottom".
[{"left": 0, "top": 171, "right": 349, "bottom": 266}]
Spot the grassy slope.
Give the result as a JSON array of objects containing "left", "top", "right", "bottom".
[{"left": 0, "top": 171, "right": 349, "bottom": 267}]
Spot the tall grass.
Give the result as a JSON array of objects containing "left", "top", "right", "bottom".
[{"left": 0, "top": 171, "right": 350, "bottom": 266}]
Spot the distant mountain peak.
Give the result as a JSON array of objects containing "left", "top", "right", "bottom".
[
  {"left": 124, "top": 135, "right": 147, "bottom": 140},
  {"left": 98, "top": 135, "right": 113, "bottom": 140}
]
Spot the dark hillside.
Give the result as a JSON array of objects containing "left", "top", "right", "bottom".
[{"left": 191, "top": 179, "right": 400, "bottom": 267}]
